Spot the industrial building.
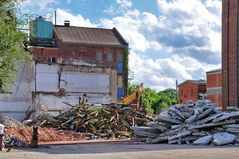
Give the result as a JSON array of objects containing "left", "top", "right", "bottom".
[
  {"left": 0, "top": 17, "right": 128, "bottom": 120},
  {"left": 222, "top": 0, "right": 239, "bottom": 110},
  {"left": 178, "top": 80, "right": 206, "bottom": 104},
  {"left": 206, "top": 69, "right": 222, "bottom": 107}
]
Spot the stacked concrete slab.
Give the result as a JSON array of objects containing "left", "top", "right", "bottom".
[{"left": 131, "top": 100, "right": 239, "bottom": 146}]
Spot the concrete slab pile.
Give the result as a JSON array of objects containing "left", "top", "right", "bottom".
[{"left": 131, "top": 100, "right": 239, "bottom": 146}]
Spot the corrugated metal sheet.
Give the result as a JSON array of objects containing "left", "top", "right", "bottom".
[
  {"left": 60, "top": 72, "right": 110, "bottom": 93},
  {"left": 54, "top": 26, "right": 123, "bottom": 46}
]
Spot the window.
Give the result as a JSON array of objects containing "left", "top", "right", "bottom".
[
  {"left": 107, "top": 52, "right": 113, "bottom": 61},
  {"left": 96, "top": 52, "right": 103, "bottom": 61},
  {"left": 117, "top": 53, "right": 123, "bottom": 62},
  {"left": 47, "top": 57, "right": 57, "bottom": 64}
]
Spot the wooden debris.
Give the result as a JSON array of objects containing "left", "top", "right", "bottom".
[{"left": 40, "top": 104, "right": 149, "bottom": 138}]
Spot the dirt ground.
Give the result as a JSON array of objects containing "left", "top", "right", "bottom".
[{"left": 1, "top": 141, "right": 239, "bottom": 159}]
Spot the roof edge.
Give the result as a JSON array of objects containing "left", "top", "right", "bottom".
[
  {"left": 206, "top": 68, "right": 222, "bottom": 74},
  {"left": 112, "top": 27, "right": 128, "bottom": 46},
  {"left": 178, "top": 80, "right": 206, "bottom": 87}
]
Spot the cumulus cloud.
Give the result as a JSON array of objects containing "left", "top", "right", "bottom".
[
  {"left": 23, "top": 0, "right": 222, "bottom": 91},
  {"left": 55, "top": 9, "right": 95, "bottom": 27},
  {"left": 20, "top": 0, "right": 58, "bottom": 11},
  {"left": 129, "top": 51, "right": 220, "bottom": 90},
  {"left": 104, "top": 0, "right": 132, "bottom": 15},
  {"left": 155, "top": 0, "right": 222, "bottom": 62}
]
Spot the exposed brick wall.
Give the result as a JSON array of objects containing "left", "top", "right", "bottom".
[
  {"left": 178, "top": 82, "right": 199, "bottom": 104},
  {"left": 208, "top": 94, "right": 222, "bottom": 107},
  {"left": 32, "top": 44, "right": 124, "bottom": 68},
  {"left": 207, "top": 72, "right": 222, "bottom": 88},
  {"left": 31, "top": 47, "right": 59, "bottom": 63},
  {"left": 222, "top": 0, "right": 239, "bottom": 110},
  {"left": 207, "top": 71, "right": 222, "bottom": 107}
]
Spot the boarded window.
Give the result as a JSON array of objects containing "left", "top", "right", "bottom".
[
  {"left": 96, "top": 52, "right": 103, "bottom": 61},
  {"left": 107, "top": 52, "right": 113, "bottom": 61}
]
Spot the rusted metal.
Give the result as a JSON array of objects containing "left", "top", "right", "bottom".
[{"left": 54, "top": 26, "right": 127, "bottom": 46}]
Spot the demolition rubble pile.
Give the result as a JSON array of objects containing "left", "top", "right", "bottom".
[
  {"left": 0, "top": 114, "right": 25, "bottom": 128},
  {"left": 131, "top": 100, "right": 239, "bottom": 146},
  {"left": 41, "top": 104, "right": 149, "bottom": 138},
  {"left": 4, "top": 127, "right": 89, "bottom": 148}
]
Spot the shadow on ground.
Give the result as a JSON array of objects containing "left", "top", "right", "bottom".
[{"left": 13, "top": 141, "right": 239, "bottom": 155}]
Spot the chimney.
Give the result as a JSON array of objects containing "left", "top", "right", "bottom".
[{"left": 64, "top": 20, "right": 70, "bottom": 27}]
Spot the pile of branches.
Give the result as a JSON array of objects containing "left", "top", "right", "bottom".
[{"left": 41, "top": 104, "right": 149, "bottom": 138}]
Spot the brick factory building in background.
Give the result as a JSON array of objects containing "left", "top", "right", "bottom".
[
  {"left": 0, "top": 17, "right": 129, "bottom": 120},
  {"left": 178, "top": 80, "right": 206, "bottom": 104},
  {"left": 206, "top": 69, "right": 222, "bottom": 107},
  {"left": 222, "top": 0, "right": 239, "bottom": 110}
]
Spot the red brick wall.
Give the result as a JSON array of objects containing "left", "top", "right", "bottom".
[
  {"left": 207, "top": 71, "right": 222, "bottom": 107},
  {"left": 31, "top": 47, "right": 59, "bottom": 63},
  {"left": 222, "top": 0, "right": 239, "bottom": 110},
  {"left": 208, "top": 94, "right": 222, "bottom": 107},
  {"left": 32, "top": 44, "right": 124, "bottom": 69},
  {"left": 178, "top": 82, "right": 199, "bottom": 104},
  {"left": 207, "top": 72, "right": 222, "bottom": 88}
]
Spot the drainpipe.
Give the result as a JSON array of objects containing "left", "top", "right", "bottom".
[{"left": 0, "top": 124, "right": 4, "bottom": 151}]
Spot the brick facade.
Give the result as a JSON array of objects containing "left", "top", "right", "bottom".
[
  {"left": 206, "top": 69, "right": 222, "bottom": 107},
  {"left": 178, "top": 80, "right": 206, "bottom": 104},
  {"left": 222, "top": 0, "right": 239, "bottom": 110}
]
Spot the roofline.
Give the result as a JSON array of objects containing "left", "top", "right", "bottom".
[
  {"left": 53, "top": 26, "right": 128, "bottom": 47},
  {"left": 57, "top": 40, "right": 126, "bottom": 48},
  {"left": 54, "top": 25, "right": 112, "bottom": 31},
  {"left": 112, "top": 27, "right": 128, "bottom": 46},
  {"left": 206, "top": 68, "right": 222, "bottom": 74},
  {"left": 178, "top": 80, "right": 206, "bottom": 87}
]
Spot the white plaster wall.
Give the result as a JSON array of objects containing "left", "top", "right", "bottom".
[
  {"left": 60, "top": 72, "right": 110, "bottom": 93},
  {"left": 36, "top": 93, "right": 111, "bottom": 115},
  {"left": 35, "top": 64, "right": 59, "bottom": 92}
]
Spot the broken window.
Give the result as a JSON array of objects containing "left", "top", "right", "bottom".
[{"left": 47, "top": 57, "right": 57, "bottom": 64}]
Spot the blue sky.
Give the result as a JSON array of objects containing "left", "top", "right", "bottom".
[{"left": 21, "top": 0, "right": 222, "bottom": 91}]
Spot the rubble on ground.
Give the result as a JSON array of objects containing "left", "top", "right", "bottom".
[
  {"left": 4, "top": 127, "right": 90, "bottom": 147},
  {"left": 0, "top": 114, "right": 25, "bottom": 128},
  {"left": 40, "top": 104, "right": 149, "bottom": 138},
  {"left": 131, "top": 100, "right": 239, "bottom": 146}
]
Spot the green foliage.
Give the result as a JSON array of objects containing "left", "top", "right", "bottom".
[
  {"left": 123, "top": 47, "right": 129, "bottom": 96},
  {"left": 0, "top": 0, "right": 30, "bottom": 92},
  {"left": 128, "top": 83, "right": 178, "bottom": 115}
]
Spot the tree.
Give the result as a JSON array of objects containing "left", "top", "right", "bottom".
[
  {"left": 128, "top": 83, "right": 179, "bottom": 115},
  {"left": 0, "top": 0, "right": 30, "bottom": 92}
]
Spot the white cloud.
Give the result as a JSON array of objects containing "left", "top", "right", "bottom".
[
  {"left": 23, "top": 0, "right": 222, "bottom": 91},
  {"left": 116, "top": 0, "right": 132, "bottom": 8},
  {"left": 129, "top": 51, "right": 220, "bottom": 90},
  {"left": 104, "top": 0, "right": 132, "bottom": 15},
  {"left": 20, "top": 0, "right": 58, "bottom": 11},
  {"left": 55, "top": 9, "right": 95, "bottom": 27}
]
